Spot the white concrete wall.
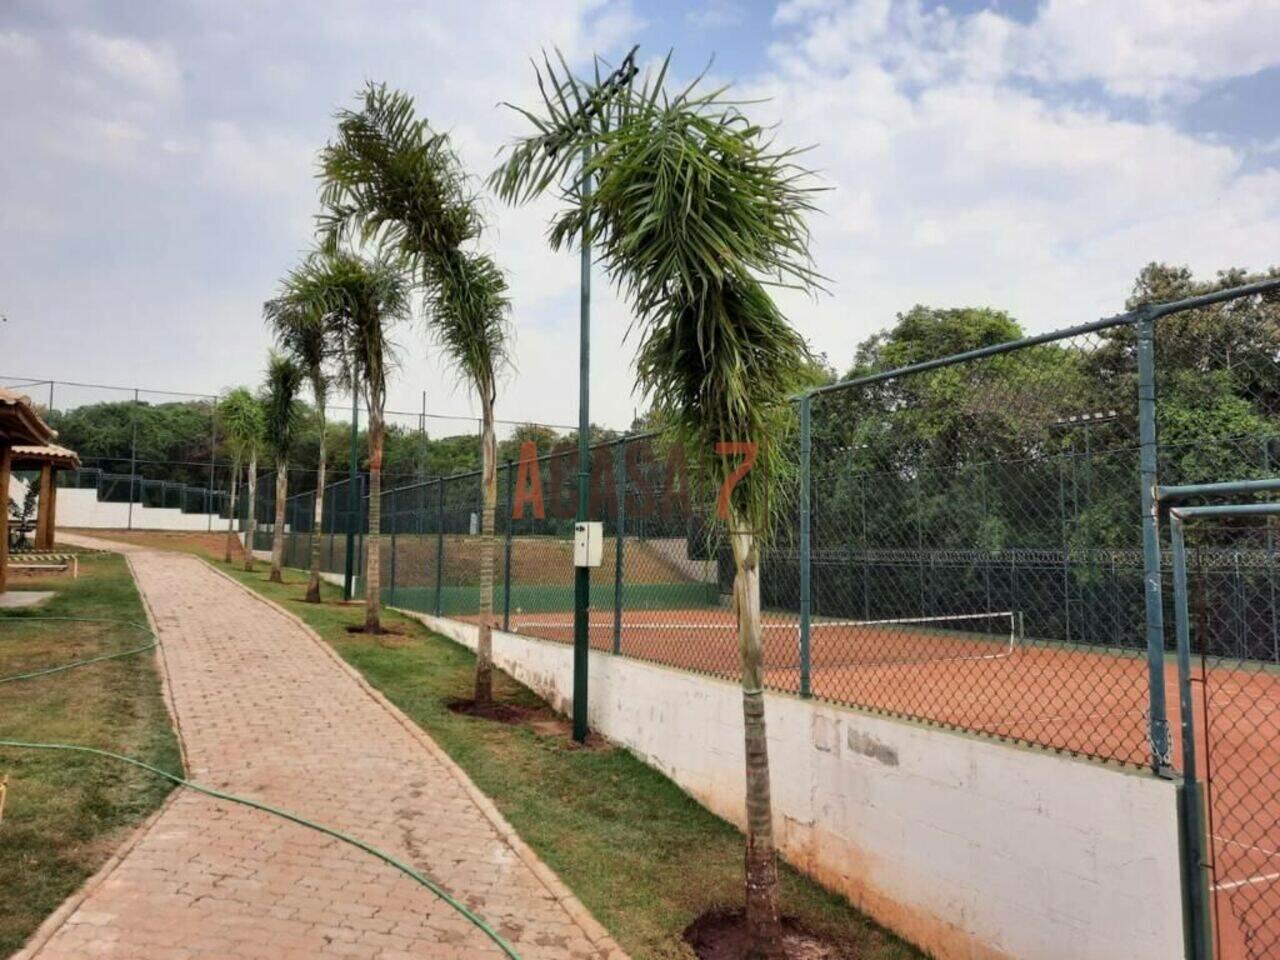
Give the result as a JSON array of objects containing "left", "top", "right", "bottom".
[
  {"left": 55, "top": 487, "right": 221, "bottom": 531},
  {"left": 401, "top": 610, "right": 1185, "bottom": 960}
]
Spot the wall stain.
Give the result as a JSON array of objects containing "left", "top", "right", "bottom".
[{"left": 847, "top": 728, "right": 899, "bottom": 766}]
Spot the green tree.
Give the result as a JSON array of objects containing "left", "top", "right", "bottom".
[
  {"left": 493, "top": 53, "right": 820, "bottom": 956},
  {"left": 217, "top": 388, "right": 265, "bottom": 565},
  {"left": 319, "top": 83, "right": 512, "bottom": 698},
  {"left": 262, "top": 353, "right": 305, "bottom": 583}
]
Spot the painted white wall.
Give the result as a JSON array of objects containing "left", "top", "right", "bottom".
[
  {"left": 55, "top": 487, "right": 220, "bottom": 531},
  {"left": 401, "top": 610, "right": 1185, "bottom": 960}
]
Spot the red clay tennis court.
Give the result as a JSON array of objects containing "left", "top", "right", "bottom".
[{"left": 483, "top": 605, "right": 1279, "bottom": 959}]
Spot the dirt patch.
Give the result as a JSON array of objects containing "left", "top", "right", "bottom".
[
  {"left": 527, "top": 716, "right": 612, "bottom": 750},
  {"left": 69, "top": 529, "right": 245, "bottom": 561},
  {"left": 446, "top": 697, "right": 535, "bottom": 725},
  {"left": 345, "top": 623, "right": 407, "bottom": 637},
  {"left": 684, "top": 909, "right": 855, "bottom": 960}
]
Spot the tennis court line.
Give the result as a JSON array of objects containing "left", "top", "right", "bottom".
[
  {"left": 1213, "top": 834, "right": 1280, "bottom": 859},
  {"left": 1213, "top": 871, "right": 1280, "bottom": 892}
]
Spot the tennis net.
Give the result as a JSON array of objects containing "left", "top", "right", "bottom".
[{"left": 508, "top": 610, "right": 1023, "bottom": 671}]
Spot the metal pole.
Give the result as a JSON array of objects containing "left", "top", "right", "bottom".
[
  {"left": 1170, "top": 514, "right": 1212, "bottom": 960},
  {"left": 343, "top": 377, "right": 359, "bottom": 602},
  {"left": 612, "top": 438, "right": 625, "bottom": 655},
  {"left": 503, "top": 460, "right": 515, "bottom": 632},
  {"left": 389, "top": 486, "right": 397, "bottom": 606},
  {"left": 434, "top": 478, "right": 445, "bottom": 616},
  {"left": 419, "top": 390, "right": 428, "bottom": 483},
  {"left": 572, "top": 146, "right": 593, "bottom": 743},
  {"left": 128, "top": 388, "right": 139, "bottom": 531},
  {"left": 208, "top": 400, "right": 217, "bottom": 532},
  {"left": 799, "top": 395, "right": 812, "bottom": 698},
  {"left": 1137, "top": 315, "right": 1171, "bottom": 773}
]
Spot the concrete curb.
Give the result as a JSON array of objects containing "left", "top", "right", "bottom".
[{"left": 200, "top": 558, "right": 630, "bottom": 960}]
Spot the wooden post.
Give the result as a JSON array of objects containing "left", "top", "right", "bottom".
[
  {"left": 0, "top": 444, "right": 11, "bottom": 594},
  {"left": 37, "top": 462, "right": 53, "bottom": 549},
  {"left": 48, "top": 480, "right": 58, "bottom": 548}
]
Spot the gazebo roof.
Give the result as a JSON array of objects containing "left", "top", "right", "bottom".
[
  {"left": 0, "top": 387, "right": 54, "bottom": 446},
  {"left": 11, "top": 443, "right": 80, "bottom": 469}
]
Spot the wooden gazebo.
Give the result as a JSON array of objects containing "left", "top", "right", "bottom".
[
  {"left": 12, "top": 443, "right": 80, "bottom": 549},
  {"left": 0, "top": 386, "right": 55, "bottom": 592}
]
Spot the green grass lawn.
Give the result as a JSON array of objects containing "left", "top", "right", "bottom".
[
  {"left": 207, "top": 555, "right": 923, "bottom": 960},
  {"left": 0, "top": 557, "right": 181, "bottom": 957}
]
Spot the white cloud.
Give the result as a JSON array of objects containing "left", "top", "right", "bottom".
[
  {"left": 688, "top": 1, "right": 746, "bottom": 28},
  {"left": 1020, "top": 0, "right": 1280, "bottom": 99},
  {"left": 70, "top": 30, "right": 182, "bottom": 100},
  {"left": 3, "top": 0, "right": 1278, "bottom": 436},
  {"left": 0, "top": 29, "right": 39, "bottom": 62},
  {"left": 752, "top": 0, "right": 1280, "bottom": 370},
  {"left": 772, "top": 0, "right": 1280, "bottom": 100}
]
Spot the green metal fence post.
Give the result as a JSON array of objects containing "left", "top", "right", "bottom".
[
  {"left": 434, "top": 477, "right": 445, "bottom": 617},
  {"left": 128, "top": 388, "right": 139, "bottom": 531},
  {"left": 613, "top": 437, "right": 625, "bottom": 655},
  {"left": 389, "top": 486, "right": 397, "bottom": 607},
  {"left": 572, "top": 144, "right": 594, "bottom": 744},
  {"left": 503, "top": 461, "right": 515, "bottom": 632},
  {"left": 1137, "top": 314, "right": 1172, "bottom": 773},
  {"left": 1170, "top": 513, "right": 1213, "bottom": 960},
  {"left": 799, "top": 394, "right": 812, "bottom": 698}
]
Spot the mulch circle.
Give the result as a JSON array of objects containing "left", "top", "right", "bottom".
[
  {"left": 683, "top": 909, "right": 852, "bottom": 960},
  {"left": 344, "top": 624, "right": 407, "bottom": 636}
]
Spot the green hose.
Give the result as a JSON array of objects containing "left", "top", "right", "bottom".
[{"left": 0, "top": 617, "right": 523, "bottom": 959}]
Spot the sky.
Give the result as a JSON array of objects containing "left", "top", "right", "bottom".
[{"left": 2, "top": 0, "right": 1279, "bottom": 437}]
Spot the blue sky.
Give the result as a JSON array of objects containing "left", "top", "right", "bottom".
[{"left": 2, "top": 1, "right": 1278, "bottom": 434}]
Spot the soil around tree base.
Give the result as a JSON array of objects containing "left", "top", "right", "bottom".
[
  {"left": 445, "top": 697, "right": 533, "bottom": 725},
  {"left": 445, "top": 699, "right": 614, "bottom": 749},
  {"left": 683, "top": 909, "right": 854, "bottom": 960}
]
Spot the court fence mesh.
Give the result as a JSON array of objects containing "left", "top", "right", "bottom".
[{"left": 249, "top": 281, "right": 1278, "bottom": 789}]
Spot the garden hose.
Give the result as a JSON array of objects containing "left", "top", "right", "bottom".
[
  {"left": 0, "top": 617, "right": 156, "bottom": 685},
  {"left": 0, "top": 617, "right": 522, "bottom": 959}
]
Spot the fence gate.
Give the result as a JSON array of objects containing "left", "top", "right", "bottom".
[{"left": 1171, "top": 504, "right": 1280, "bottom": 960}]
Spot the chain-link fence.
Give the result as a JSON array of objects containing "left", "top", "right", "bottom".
[{"left": 257, "top": 282, "right": 1279, "bottom": 793}]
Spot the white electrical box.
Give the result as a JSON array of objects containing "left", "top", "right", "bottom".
[{"left": 574, "top": 521, "right": 603, "bottom": 567}]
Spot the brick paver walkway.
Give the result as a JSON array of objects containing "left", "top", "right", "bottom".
[{"left": 19, "top": 537, "right": 624, "bottom": 960}]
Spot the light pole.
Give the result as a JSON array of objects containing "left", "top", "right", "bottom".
[{"left": 553, "top": 47, "right": 639, "bottom": 743}]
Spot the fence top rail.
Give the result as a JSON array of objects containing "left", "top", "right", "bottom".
[
  {"left": 1170, "top": 502, "right": 1280, "bottom": 521},
  {"left": 1159, "top": 477, "right": 1280, "bottom": 503},
  {"left": 803, "top": 276, "right": 1280, "bottom": 401}
]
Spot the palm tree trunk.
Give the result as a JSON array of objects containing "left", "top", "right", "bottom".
[
  {"left": 364, "top": 416, "right": 383, "bottom": 632},
  {"left": 730, "top": 520, "right": 784, "bottom": 958},
  {"left": 225, "top": 465, "right": 240, "bottom": 564},
  {"left": 243, "top": 455, "right": 258, "bottom": 571},
  {"left": 474, "top": 392, "right": 498, "bottom": 705},
  {"left": 307, "top": 423, "right": 327, "bottom": 603},
  {"left": 270, "top": 463, "right": 288, "bottom": 583}
]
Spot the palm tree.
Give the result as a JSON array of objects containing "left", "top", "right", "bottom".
[
  {"left": 318, "top": 84, "right": 511, "bottom": 698},
  {"left": 217, "top": 388, "right": 265, "bottom": 565},
  {"left": 281, "top": 249, "right": 411, "bottom": 631},
  {"left": 266, "top": 258, "right": 339, "bottom": 603},
  {"left": 263, "top": 352, "right": 305, "bottom": 584},
  {"left": 492, "top": 54, "right": 821, "bottom": 957}
]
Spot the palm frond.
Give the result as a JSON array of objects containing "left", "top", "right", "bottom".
[
  {"left": 217, "top": 387, "right": 265, "bottom": 464},
  {"left": 317, "top": 84, "right": 512, "bottom": 405},
  {"left": 262, "top": 351, "right": 305, "bottom": 461},
  {"left": 493, "top": 51, "right": 824, "bottom": 539}
]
